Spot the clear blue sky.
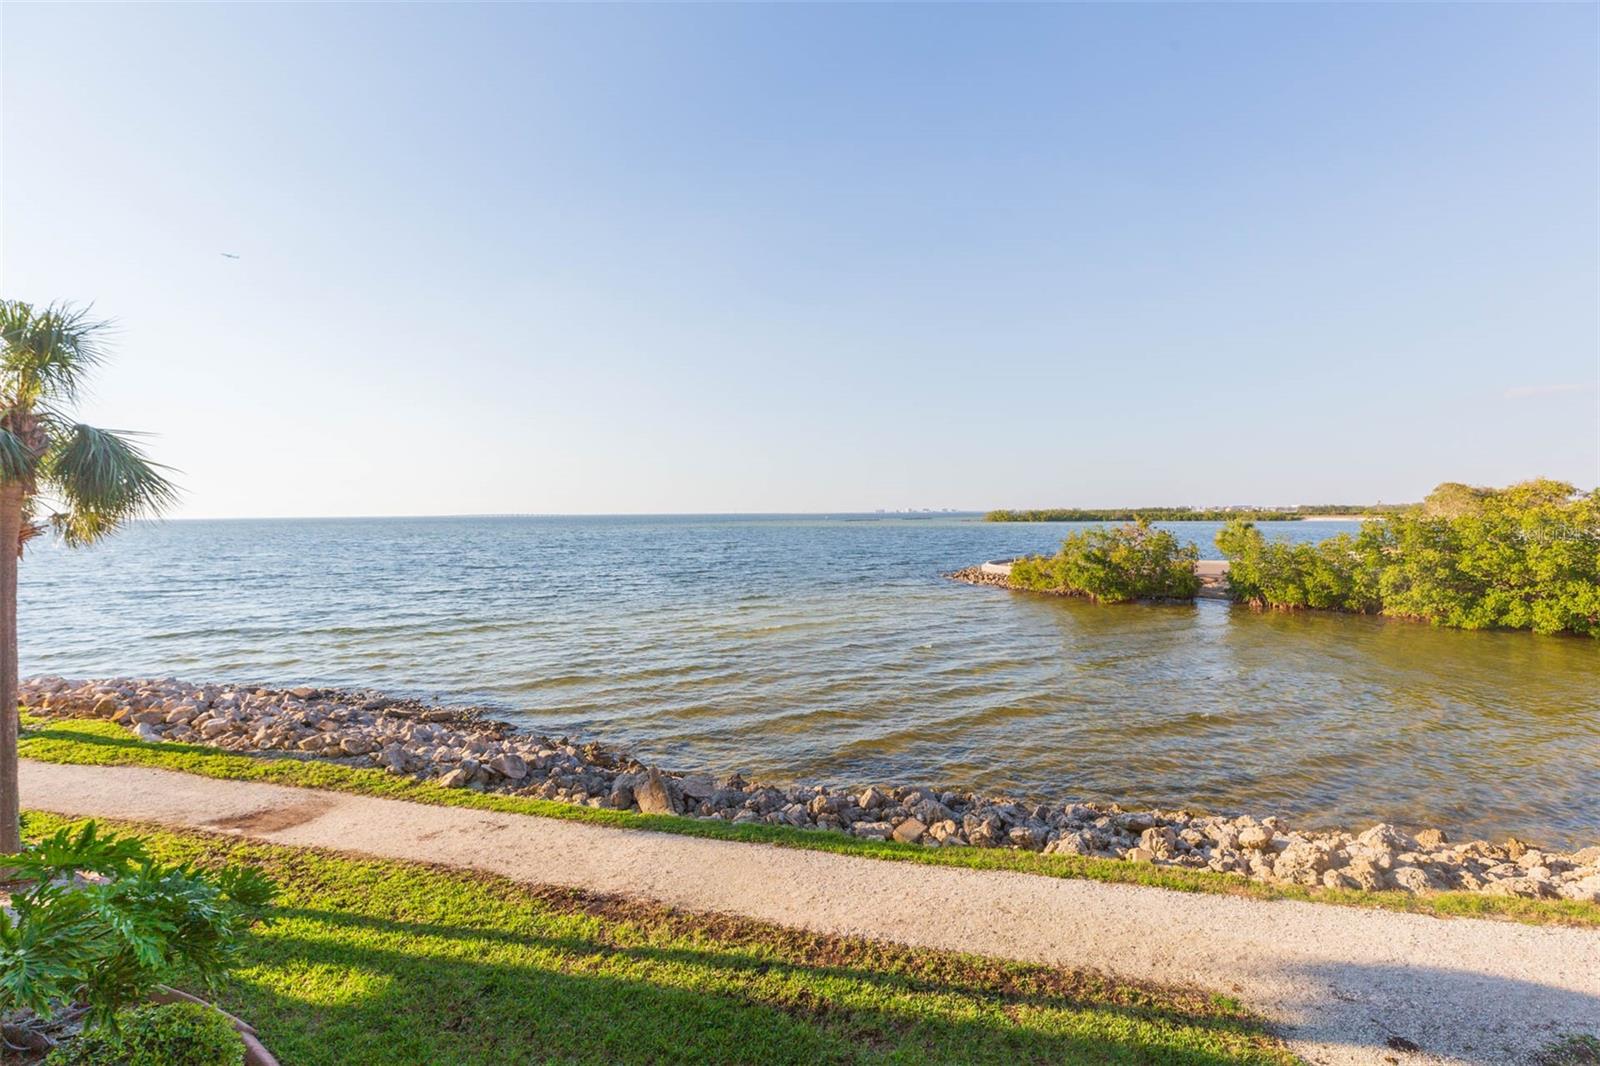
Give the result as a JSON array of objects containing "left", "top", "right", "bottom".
[{"left": 4, "top": 3, "right": 1596, "bottom": 517}]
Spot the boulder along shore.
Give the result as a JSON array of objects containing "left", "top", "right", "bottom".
[
  {"left": 20, "top": 676, "right": 1600, "bottom": 902},
  {"left": 947, "top": 565, "right": 1016, "bottom": 589}
]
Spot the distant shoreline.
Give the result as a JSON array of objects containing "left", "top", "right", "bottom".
[{"left": 983, "top": 509, "right": 1391, "bottom": 523}]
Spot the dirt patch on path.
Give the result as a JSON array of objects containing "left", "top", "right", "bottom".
[{"left": 204, "top": 796, "right": 335, "bottom": 834}]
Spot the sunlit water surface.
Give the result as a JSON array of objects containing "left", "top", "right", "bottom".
[{"left": 18, "top": 515, "right": 1600, "bottom": 847}]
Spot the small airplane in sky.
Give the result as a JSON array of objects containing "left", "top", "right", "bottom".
[{"left": 220, "top": 252, "right": 240, "bottom": 259}]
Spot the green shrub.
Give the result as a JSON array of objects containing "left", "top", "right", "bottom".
[
  {"left": 1214, "top": 522, "right": 1379, "bottom": 613},
  {"left": 1010, "top": 520, "right": 1200, "bottom": 603},
  {"left": 0, "top": 821, "right": 276, "bottom": 1034},
  {"left": 45, "top": 1002, "right": 245, "bottom": 1066},
  {"left": 1217, "top": 480, "right": 1600, "bottom": 636}
]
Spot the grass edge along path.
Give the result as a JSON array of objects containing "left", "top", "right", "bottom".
[
  {"left": 19, "top": 810, "right": 1299, "bottom": 1066},
  {"left": 19, "top": 716, "right": 1599, "bottom": 929}
]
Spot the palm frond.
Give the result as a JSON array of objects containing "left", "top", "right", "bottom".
[
  {"left": 0, "top": 427, "right": 36, "bottom": 484},
  {"left": 0, "top": 300, "right": 114, "bottom": 407},
  {"left": 42, "top": 424, "right": 179, "bottom": 546}
]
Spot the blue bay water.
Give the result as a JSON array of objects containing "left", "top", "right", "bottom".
[{"left": 16, "top": 515, "right": 1600, "bottom": 847}]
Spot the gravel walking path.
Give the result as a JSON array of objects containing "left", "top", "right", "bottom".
[{"left": 21, "top": 760, "right": 1599, "bottom": 1066}]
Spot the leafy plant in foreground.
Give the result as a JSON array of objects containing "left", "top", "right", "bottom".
[
  {"left": 0, "top": 821, "right": 275, "bottom": 1041},
  {"left": 44, "top": 1001, "right": 244, "bottom": 1066}
]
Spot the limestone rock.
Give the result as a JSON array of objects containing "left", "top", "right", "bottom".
[
  {"left": 1044, "top": 831, "right": 1094, "bottom": 857},
  {"left": 1558, "top": 875, "right": 1600, "bottom": 902},
  {"left": 1357, "top": 824, "right": 1410, "bottom": 855},
  {"left": 678, "top": 774, "right": 717, "bottom": 801},
  {"left": 488, "top": 753, "right": 528, "bottom": 780},
  {"left": 1274, "top": 842, "right": 1332, "bottom": 885},
  {"left": 1117, "top": 812, "right": 1157, "bottom": 834},
  {"left": 1388, "top": 866, "right": 1431, "bottom": 893},
  {"left": 964, "top": 813, "right": 1003, "bottom": 848},
  {"left": 1008, "top": 825, "right": 1043, "bottom": 849},
  {"left": 1485, "top": 876, "right": 1556, "bottom": 900},
  {"left": 1343, "top": 857, "right": 1385, "bottom": 891},
  {"left": 892, "top": 817, "right": 928, "bottom": 844},
  {"left": 1413, "top": 828, "right": 1449, "bottom": 850},
  {"left": 1238, "top": 824, "right": 1275, "bottom": 851},
  {"left": 1139, "top": 825, "right": 1178, "bottom": 859},
  {"left": 635, "top": 768, "right": 681, "bottom": 815},
  {"left": 858, "top": 786, "right": 889, "bottom": 811},
  {"left": 927, "top": 819, "right": 961, "bottom": 845}
]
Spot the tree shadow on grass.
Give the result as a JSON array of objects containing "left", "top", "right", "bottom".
[
  {"left": 265, "top": 902, "right": 1263, "bottom": 1041},
  {"left": 213, "top": 905, "right": 1290, "bottom": 1066}
]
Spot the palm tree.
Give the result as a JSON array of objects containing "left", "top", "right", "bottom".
[{"left": 0, "top": 301, "right": 176, "bottom": 853}]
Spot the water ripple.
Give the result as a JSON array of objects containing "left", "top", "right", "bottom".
[{"left": 16, "top": 514, "right": 1600, "bottom": 846}]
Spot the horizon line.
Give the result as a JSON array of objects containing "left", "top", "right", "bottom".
[
  {"left": 146, "top": 509, "right": 990, "bottom": 522},
  {"left": 140, "top": 505, "right": 1414, "bottom": 523}
]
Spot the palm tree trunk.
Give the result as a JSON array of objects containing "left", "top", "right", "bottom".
[{"left": 0, "top": 482, "right": 21, "bottom": 854}]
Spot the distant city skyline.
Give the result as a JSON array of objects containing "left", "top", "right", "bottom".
[
  {"left": 4, "top": 3, "right": 1596, "bottom": 518},
  {"left": 145, "top": 503, "right": 1413, "bottom": 522}
]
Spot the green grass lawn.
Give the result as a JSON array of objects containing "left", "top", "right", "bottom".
[
  {"left": 20, "top": 715, "right": 1600, "bottom": 929},
  {"left": 21, "top": 811, "right": 1297, "bottom": 1066}
]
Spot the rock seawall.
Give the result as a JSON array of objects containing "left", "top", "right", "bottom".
[
  {"left": 21, "top": 676, "right": 1600, "bottom": 902},
  {"left": 947, "top": 564, "right": 1014, "bottom": 589}
]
